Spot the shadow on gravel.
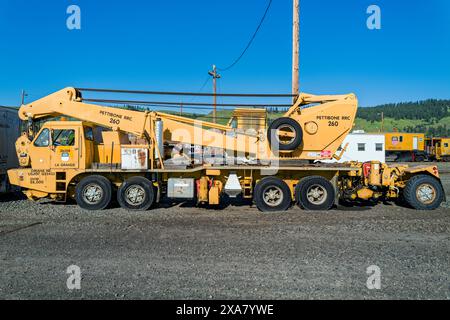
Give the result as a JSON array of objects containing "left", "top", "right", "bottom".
[
  {"left": 334, "top": 202, "right": 376, "bottom": 212},
  {"left": 0, "top": 192, "right": 27, "bottom": 203},
  {"left": 158, "top": 195, "right": 253, "bottom": 211},
  {"left": 335, "top": 205, "right": 373, "bottom": 212},
  {"left": 334, "top": 200, "right": 406, "bottom": 212}
]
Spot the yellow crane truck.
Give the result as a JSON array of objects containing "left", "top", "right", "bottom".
[{"left": 7, "top": 87, "right": 445, "bottom": 211}]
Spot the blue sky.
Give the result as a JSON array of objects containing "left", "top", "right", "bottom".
[{"left": 0, "top": 0, "right": 449, "bottom": 108}]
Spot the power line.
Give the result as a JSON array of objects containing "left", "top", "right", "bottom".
[
  {"left": 196, "top": 75, "right": 211, "bottom": 93},
  {"left": 185, "top": 74, "right": 212, "bottom": 105},
  {"left": 82, "top": 98, "right": 292, "bottom": 108},
  {"left": 218, "top": 0, "right": 273, "bottom": 72},
  {"left": 77, "top": 87, "right": 295, "bottom": 97}
]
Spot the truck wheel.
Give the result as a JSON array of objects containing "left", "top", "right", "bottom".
[
  {"left": 415, "top": 156, "right": 425, "bottom": 162},
  {"left": 75, "top": 175, "right": 112, "bottom": 211},
  {"left": 117, "top": 176, "right": 155, "bottom": 211},
  {"left": 254, "top": 177, "right": 292, "bottom": 212},
  {"left": 267, "top": 117, "right": 303, "bottom": 151},
  {"left": 403, "top": 174, "right": 444, "bottom": 210},
  {"left": 295, "top": 176, "right": 335, "bottom": 211}
]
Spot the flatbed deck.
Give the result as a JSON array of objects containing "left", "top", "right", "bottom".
[{"left": 86, "top": 163, "right": 359, "bottom": 173}]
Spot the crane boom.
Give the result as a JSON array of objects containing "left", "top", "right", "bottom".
[
  {"left": 18, "top": 87, "right": 358, "bottom": 162},
  {"left": 18, "top": 87, "right": 264, "bottom": 156}
]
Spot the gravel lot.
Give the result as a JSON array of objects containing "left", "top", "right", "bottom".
[{"left": 0, "top": 163, "right": 449, "bottom": 300}]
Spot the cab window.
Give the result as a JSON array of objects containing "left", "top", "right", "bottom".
[
  {"left": 53, "top": 129, "right": 75, "bottom": 146},
  {"left": 84, "top": 127, "right": 94, "bottom": 141},
  {"left": 34, "top": 128, "right": 50, "bottom": 147},
  {"left": 230, "top": 118, "right": 237, "bottom": 129}
]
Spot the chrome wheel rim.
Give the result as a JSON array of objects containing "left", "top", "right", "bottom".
[
  {"left": 125, "top": 185, "right": 146, "bottom": 206},
  {"left": 416, "top": 183, "right": 436, "bottom": 205},
  {"left": 306, "top": 184, "right": 327, "bottom": 205},
  {"left": 82, "top": 184, "right": 104, "bottom": 204},
  {"left": 263, "top": 186, "right": 283, "bottom": 207}
]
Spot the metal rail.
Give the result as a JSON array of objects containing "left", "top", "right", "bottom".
[
  {"left": 76, "top": 87, "right": 297, "bottom": 98},
  {"left": 82, "top": 98, "right": 292, "bottom": 108}
]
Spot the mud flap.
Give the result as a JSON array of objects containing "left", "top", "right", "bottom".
[{"left": 331, "top": 174, "right": 339, "bottom": 206}]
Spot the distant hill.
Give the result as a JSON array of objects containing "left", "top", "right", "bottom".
[{"left": 356, "top": 99, "right": 450, "bottom": 137}]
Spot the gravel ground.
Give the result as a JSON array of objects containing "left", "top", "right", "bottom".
[{"left": 0, "top": 163, "right": 449, "bottom": 300}]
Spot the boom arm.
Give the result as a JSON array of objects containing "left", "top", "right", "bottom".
[
  {"left": 18, "top": 87, "right": 263, "bottom": 155},
  {"left": 19, "top": 87, "right": 153, "bottom": 138},
  {"left": 18, "top": 87, "right": 358, "bottom": 160}
]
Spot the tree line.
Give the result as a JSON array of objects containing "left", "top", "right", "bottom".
[
  {"left": 357, "top": 99, "right": 450, "bottom": 122},
  {"left": 357, "top": 99, "right": 450, "bottom": 137}
]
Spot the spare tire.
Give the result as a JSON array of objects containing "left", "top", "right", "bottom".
[{"left": 267, "top": 117, "right": 303, "bottom": 151}]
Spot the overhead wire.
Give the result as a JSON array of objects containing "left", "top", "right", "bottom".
[
  {"left": 217, "top": 0, "right": 273, "bottom": 72},
  {"left": 82, "top": 98, "right": 292, "bottom": 108},
  {"left": 76, "top": 87, "right": 295, "bottom": 98}
]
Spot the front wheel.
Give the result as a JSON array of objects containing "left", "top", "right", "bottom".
[
  {"left": 75, "top": 175, "right": 112, "bottom": 211},
  {"left": 117, "top": 176, "right": 155, "bottom": 211},
  {"left": 403, "top": 175, "right": 444, "bottom": 210}
]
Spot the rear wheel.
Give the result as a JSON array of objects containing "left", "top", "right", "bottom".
[
  {"left": 117, "top": 176, "right": 155, "bottom": 211},
  {"left": 414, "top": 154, "right": 426, "bottom": 162},
  {"left": 403, "top": 174, "right": 444, "bottom": 210},
  {"left": 254, "top": 177, "right": 292, "bottom": 212},
  {"left": 295, "top": 176, "right": 335, "bottom": 211},
  {"left": 75, "top": 175, "right": 112, "bottom": 211}
]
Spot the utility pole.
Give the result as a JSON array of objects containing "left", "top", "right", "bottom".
[
  {"left": 380, "top": 112, "right": 384, "bottom": 132},
  {"left": 208, "top": 65, "right": 221, "bottom": 123},
  {"left": 292, "top": 0, "right": 300, "bottom": 101},
  {"left": 21, "top": 90, "right": 28, "bottom": 105}
]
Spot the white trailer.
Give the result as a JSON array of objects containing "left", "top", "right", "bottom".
[
  {"left": 323, "top": 132, "right": 386, "bottom": 164},
  {"left": 0, "top": 106, "right": 20, "bottom": 193}
]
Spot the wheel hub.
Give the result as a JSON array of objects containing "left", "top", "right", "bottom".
[
  {"left": 263, "top": 186, "right": 283, "bottom": 207},
  {"left": 83, "top": 184, "right": 103, "bottom": 204},
  {"left": 125, "top": 185, "right": 146, "bottom": 206},
  {"left": 306, "top": 184, "right": 327, "bottom": 205},
  {"left": 416, "top": 183, "right": 436, "bottom": 205}
]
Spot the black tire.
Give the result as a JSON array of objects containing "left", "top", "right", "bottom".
[
  {"left": 267, "top": 117, "right": 303, "bottom": 151},
  {"left": 75, "top": 175, "right": 112, "bottom": 211},
  {"left": 295, "top": 176, "right": 335, "bottom": 211},
  {"left": 117, "top": 176, "right": 155, "bottom": 211},
  {"left": 254, "top": 177, "right": 292, "bottom": 212},
  {"left": 403, "top": 174, "right": 444, "bottom": 210}
]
